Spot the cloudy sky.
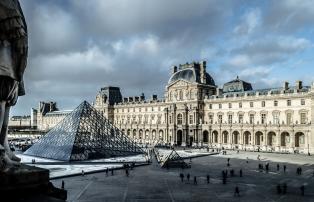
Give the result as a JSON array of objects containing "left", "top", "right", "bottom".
[{"left": 12, "top": 0, "right": 314, "bottom": 115}]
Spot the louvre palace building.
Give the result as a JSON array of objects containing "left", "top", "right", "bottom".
[{"left": 10, "top": 61, "right": 314, "bottom": 154}]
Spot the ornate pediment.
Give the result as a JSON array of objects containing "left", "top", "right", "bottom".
[{"left": 167, "top": 79, "right": 193, "bottom": 89}]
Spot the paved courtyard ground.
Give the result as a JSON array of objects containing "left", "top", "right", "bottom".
[{"left": 52, "top": 151, "right": 314, "bottom": 202}]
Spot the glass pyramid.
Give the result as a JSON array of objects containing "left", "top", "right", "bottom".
[
  {"left": 24, "top": 101, "right": 144, "bottom": 161},
  {"left": 161, "top": 149, "right": 188, "bottom": 168}
]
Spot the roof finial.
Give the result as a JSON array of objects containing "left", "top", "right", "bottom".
[{"left": 236, "top": 75, "right": 239, "bottom": 80}]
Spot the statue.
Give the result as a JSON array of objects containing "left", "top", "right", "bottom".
[{"left": 0, "top": 0, "right": 28, "bottom": 169}]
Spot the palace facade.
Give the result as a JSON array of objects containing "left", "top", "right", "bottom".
[
  {"left": 94, "top": 61, "right": 314, "bottom": 154},
  {"left": 12, "top": 61, "right": 314, "bottom": 154}
]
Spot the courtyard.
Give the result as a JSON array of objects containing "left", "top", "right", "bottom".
[{"left": 50, "top": 150, "right": 314, "bottom": 202}]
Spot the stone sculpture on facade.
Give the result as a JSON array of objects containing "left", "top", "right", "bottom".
[{"left": 0, "top": 0, "right": 28, "bottom": 169}]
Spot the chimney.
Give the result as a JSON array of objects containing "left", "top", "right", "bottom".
[
  {"left": 152, "top": 94, "right": 158, "bottom": 100},
  {"left": 128, "top": 97, "right": 133, "bottom": 102},
  {"left": 172, "top": 65, "right": 177, "bottom": 74},
  {"left": 134, "top": 96, "right": 139, "bottom": 102},
  {"left": 283, "top": 81, "right": 289, "bottom": 90},
  {"left": 296, "top": 80, "right": 303, "bottom": 90},
  {"left": 216, "top": 87, "right": 221, "bottom": 96},
  {"left": 140, "top": 93, "right": 145, "bottom": 101},
  {"left": 200, "top": 61, "right": 207, "bottom": 84}
]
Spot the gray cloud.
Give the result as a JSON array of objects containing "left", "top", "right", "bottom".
[{"left": 11, "top": 0, "right": 314, "bottom": 115}]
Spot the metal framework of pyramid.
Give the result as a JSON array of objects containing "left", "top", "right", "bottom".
[
  {"left": 24, "top": 101, "right": 144, "bottom": 161},
  {"left": 161, "top": 149, "right": 189, "bottom": 168}
]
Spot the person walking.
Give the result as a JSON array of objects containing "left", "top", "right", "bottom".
[
  {"left": 194, "top": 176, "right": 197, "bottom": 185},
  {"left": 111, "top": 169, "right": 114, "bottom": 176},
  {"left": 206, "top": 175, "right": 210, "bottom": 184},
  {"left": 300, "top": 185, "right": 305, "bottom": 196},
  {"left": 239, "top": 169, "right": 243, "bottom": 177},
  {"left": 277, "top": 164, "right": 279, "bottom": 171},
  {"left": 283, "top": 165, "right": 286, "bottom": 173},
  {"left": 234, "top": 186, "right": 240, "bottom": 197},
  {"left": 180, "top": 173, "right": 184, "bottom": 182},
  {"left": 282, "top": 183, "right": 287, "bottom": 194},
  {"left": 187, "top": 173, "right": 190, "bottom": 181},
  {"left": 61, "top": 180, "right": 65, "bottom": 189},
  {"left": 276, "top": 184, "right": 281, "bottom": 194}
]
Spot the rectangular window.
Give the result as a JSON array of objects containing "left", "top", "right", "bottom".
[
  {"left": 239, "top": 102, "right": 242, "bottom": 108},
  {"left": 169, "top": 115, "right": 172, "bottom": 124},
  {"left": 249, "top": 114, "right": 254, "bottom": 124},
  {"left": 286, "top": 113, "right": 292, "bottom": 125},
  {"left": 218, "top": 115, "right": 223, "bottom": 124},
  {"left": 238, "top": 114, "right": 243, "bottom": 123},
  {"left": 301, "top": 99, "right": 305, "bottom": 105},
  {"left": 228, "top": 115, "right": 232, "bottom": 124},
  {"left": 273, "top": 113, "right": 279, "bottom": 124},
  {"left": 219, "top": 104, "right": 222, "bottom": 109},
  {"left": 287, "top": 100, "right": 291, "bottom": 106},
  {"left": 261, "top": 113, "right": 266, "bottom": 124},
  {"left": 301, "top": 113, "right": 307, "bottom": 124},
  {"left": 229, "top": 103, "right": 232, "bottom": 108},
  {"left": 250, "top": 102, "right": 254, "bottom": 108},
  {"left": 262, "top": 101, "right": 265, "bottom": 107},
  {"left": 209, "top": 104, "right": 212, "bottom": 109},
  {"left": 209, "top": 115, "right": 213, "bottom": 124},
  {"left": 274, "top": 100, "right": 278, "bottom": 107},
  {"left": 189, "top": 115, "right": 193, "bottom": 124}
]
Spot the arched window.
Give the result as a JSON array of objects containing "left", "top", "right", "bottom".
[
  {"left": 177, "top": 114, "right": 183, "bottom": 125},
  {"left": 179, "top": 90, "right": 183, "bottom": 100}
]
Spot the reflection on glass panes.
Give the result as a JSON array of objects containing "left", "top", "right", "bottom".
[{"left": 24, "top": 101, "right": 144, "bottom": 161}]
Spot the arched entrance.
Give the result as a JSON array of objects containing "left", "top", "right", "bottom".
[
  {"left": 232, "top": 131, "right": 239, "bottom": 144},
  {"left": 203, "top": 130, "right": 209, "bottom": 143},
  {"left": 255, "top": 131, "right": 263, "bottom": 145},
  {"left": 189, "top": 136, "right": 193, "bottom": 146},
  {"left": 281, "top": 132, "right": 290, "bottom": 146},
  {"left": 244, "top": 131, "right": 251, "bottom": 145},
  {"left": 159, "top": 130, "right": 164, "bottom": 141},
  {"left": 222, "top": 131, "right": 228, "bottom": 144},
  {"left": 212, "top": 131, "right": 218, "bottom": 143},
  {"left": 295, "top": 132, "right": 305, "bottom": 148},
  {"left": 267, "top": 132, "right": 276, "bottom": 146},
  {"left": 177, "top": 130, "right": 183, "bottom": 146}
]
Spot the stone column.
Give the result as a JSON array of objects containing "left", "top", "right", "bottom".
[{"left": 290, "top": 132, "right": 295, "bottom": 153}]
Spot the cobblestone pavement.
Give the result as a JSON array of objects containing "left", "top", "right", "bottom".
[{"left": 52, "top": 151, "right": 314, "bottom": 202}]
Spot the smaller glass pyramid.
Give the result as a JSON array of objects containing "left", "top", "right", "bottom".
[
  {"left": 24, "top": 101, "right": 144, "bottom": 161},
  {"left": 161, "top": 149, "right": 188, "bottom": 168}
]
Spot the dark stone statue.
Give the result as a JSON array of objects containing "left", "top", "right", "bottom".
[{"left": 0, "top": 0, "right": 28, "bottom": 168}]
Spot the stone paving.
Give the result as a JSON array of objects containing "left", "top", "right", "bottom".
[{"left": 52, "top": 151, "right": 314, "bottom": 202}]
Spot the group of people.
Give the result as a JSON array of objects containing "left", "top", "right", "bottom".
[{"left": 179, "top": 173, "right": 210, "bottom": 185}]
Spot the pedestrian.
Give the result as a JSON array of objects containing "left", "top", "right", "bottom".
[
  {"left": 82, "top": 170, "right": 85, "bottom": 176},
  {"left": 266, "top": 163, "right": 269, "bottom": 172},
  {"left": 283, "top": 183, "right": 287, "bottom": 194},
  {"left": 61, "top": 180, "right": 65, "bottom": 189},
  {"left": 180, "top": 173, "right": 184, "bottom": 182},
  {"left": 187, "top": 173, "right": 190, "bottom": 181},
  {"left": 300, "top": 185, "right": 305, "bottom": 196},
  {"left": 106, "top": 168, "right": 109, "bottom": 176},
  {"left": 237, "top": 150, "right": 240, "bottom": 154},
  {"left": 277, "top": 164, "right": 279, "bottom": 171},
  {"left": 276, "top": 184, "right": 281, "bottom": 194},
  {"left": 246, "top": 157, "right": 249, "bottom": 164},
  {"left": 300, "top": 167, "right": 302, "bottom": 175},
  {"left": 194, "top": 176, "right": 197, "bottom": 185},
  {"left": 111, "top": 169, "right": 114, "bottom": 176},
  {"left": 230, "top": 169, "right": 234, "bottom": 177},
  {"left": 283, "top": 165, "right": 286, "bottom": 173},
  {"left": 223, "top": 177, "right": 226, "bottom": 185},
  {"left": 234, "top": 186, "right": 240, "bottom": 197},
  {"left": 126, "top": 168, "right": 129, "bottom": 177},
  {"left": 207, "top": 174, "right": 210, "bottom": 184},
  {"left": 239, "top": 169, "right": 243, "bottom": 177}
]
